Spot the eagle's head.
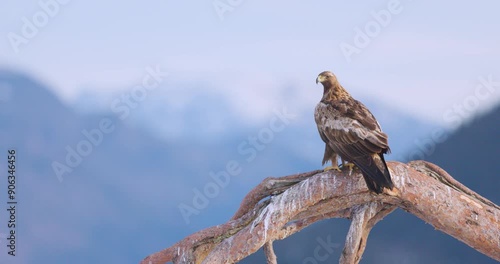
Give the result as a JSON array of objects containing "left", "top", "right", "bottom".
[
  {"left": 316, "top": 71, "right": 337, "bottom": 85},
  {"left": 316, "top": 71, "right": 349, "bottom": 99}
]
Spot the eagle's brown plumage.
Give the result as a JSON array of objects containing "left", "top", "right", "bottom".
[{"left": 314, "top": 71, "right": 394, "bottom": 193}]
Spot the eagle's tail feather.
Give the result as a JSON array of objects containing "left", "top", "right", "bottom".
[{"left": 353, "top": 154, "right": 394, "bottom": 194}]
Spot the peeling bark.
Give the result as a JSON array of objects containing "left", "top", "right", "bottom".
[{"left": 141, "top": 161, "right": 500, "bottom": 264}]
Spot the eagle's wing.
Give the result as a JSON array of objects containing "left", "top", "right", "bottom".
[
  {"left": 318, "top": 99, "right": 389, "bottom": 160},
  {"left": 318, "top": 98, "right": 394, "bottom": 193}
]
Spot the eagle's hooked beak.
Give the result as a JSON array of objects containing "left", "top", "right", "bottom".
[{"left": 316, "top": 75, "right": 325, "bottom": 84}]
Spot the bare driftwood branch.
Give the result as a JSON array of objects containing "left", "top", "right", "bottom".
[
  {"left": 263, "top": 241, "right": 277, "bottom": 264},
  {"left": 340, "top": 202, "right": 397, "bottom": 264},
  {"left": 141, "top": 161, "right": 500, "bottom": 264}
]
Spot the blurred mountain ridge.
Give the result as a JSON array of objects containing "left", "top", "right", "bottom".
[{"left": 0, "top": 69, "right": 497, "bottom": 263}]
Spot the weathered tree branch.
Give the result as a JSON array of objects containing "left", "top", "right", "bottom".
[
  {"left": 141, "top": 161, "right": 500, "bottom": 264},
  {"left": 340, "top": 202, "right": 397, "bottom": 264},
  {"left": 263, "top": 241, "right": 277, "bottom": 264}
]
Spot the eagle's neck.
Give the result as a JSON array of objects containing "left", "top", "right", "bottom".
[{"left": 322, "top": 81, "right": 350, "bottom": 101}]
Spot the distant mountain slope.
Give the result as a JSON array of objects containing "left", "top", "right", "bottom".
[
  {"left": 1, "top": 69, "right": 493, "bottom": 264},
  {"left": 427, "top": 105, "right": 499, "bottom": 205}
]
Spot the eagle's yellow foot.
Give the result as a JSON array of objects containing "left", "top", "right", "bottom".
[
  {"left": 342, "top": 162, "right": 356, "bottom": 171},
  {"left": 324, "top": 165, "right": 341, "bottom": 172},
  {"left": 342, "top": 162, "right": 356, "bottom": 175}
]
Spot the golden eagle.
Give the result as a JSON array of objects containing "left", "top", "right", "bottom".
[{"left": 314, "top": 71, "right": 394, "bottom": 194}]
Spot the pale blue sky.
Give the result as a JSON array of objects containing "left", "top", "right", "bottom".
[{"left": 1, "top": 0, "right": 499, "bottom": 125}]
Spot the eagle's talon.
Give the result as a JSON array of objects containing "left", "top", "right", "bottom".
[
  {"left": 342, "top": 162, "right": 356, "bottom": 171},
  {"left": 323, "top": 165, "right": 341, "bottom": 172},
  {"left": 345, "top": 162, "right": 356, "bottom": 176}
]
